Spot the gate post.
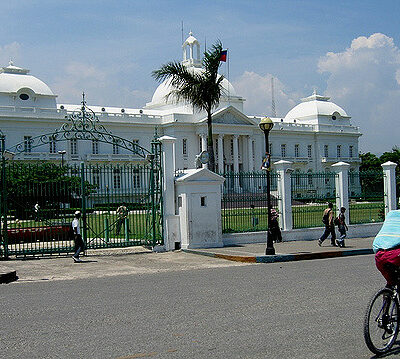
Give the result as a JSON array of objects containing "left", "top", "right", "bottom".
[
  {"left": 1, "top": 153, "right": 8, "bottom": 258},
  {"left": 158, "top": 136, "right": 177, "bottom": 251},
  {"left": 332, "top": 161, "right": 350, "bottom": 214},
  {"left": 381, "top": 161, "right": 398, "bottom": 215},
  {"left": 274, "top": 160, "right": 293, "bottom": 231},
  {"left": 80, "top": 162, "right": 87, "bottom": 244}
]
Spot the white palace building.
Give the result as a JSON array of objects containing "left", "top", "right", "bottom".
[{"left": 0, "top": 32, "right": 361, "bottom": 176}]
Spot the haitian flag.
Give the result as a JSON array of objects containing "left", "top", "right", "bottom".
[{"left": 219, "top": 50, "right": 227, "bottom": 62}]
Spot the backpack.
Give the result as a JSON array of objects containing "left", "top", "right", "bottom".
[{"left": 322, "top": 210, "right": 331, "bottom": 225}]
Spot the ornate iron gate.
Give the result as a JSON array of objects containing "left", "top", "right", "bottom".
[{"left": 0, "top": 96, "right": 163, "bottom": 258}]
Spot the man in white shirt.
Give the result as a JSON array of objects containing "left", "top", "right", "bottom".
[{"left": 72, "top": 211, "right": 84, "bottom": 262}]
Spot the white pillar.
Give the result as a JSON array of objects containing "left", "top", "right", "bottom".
[
  {"left": 232, "top": 135, "right": 240, "bottom": 191},
  {"left": 247, "top": 136, "right": 254, "bottom": 171},
  {"left": 158, "top": 136, "right": 177, "bottom": 251},
  {"left": 332, "top": 161, "right": 350, "bottom": 214},
  {"left": 274, "top": 160, "right": 293, "bottom": 231},
  {"left": 201, "top": 134, "right": 208, "bottom": 168},
  {"left": 218, "top": 134, "right": 224, "bottom": 173},
  {"left": 382, "top": 161, "right": 398, "bottom": 214}
]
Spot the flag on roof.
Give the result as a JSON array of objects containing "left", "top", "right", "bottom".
[{"left": 219, "top": 50, "right": 227, "bottom": 62}]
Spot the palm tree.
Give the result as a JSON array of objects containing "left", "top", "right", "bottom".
[{"left": 152, "top": 41, "right": 225, "bottom": 172}]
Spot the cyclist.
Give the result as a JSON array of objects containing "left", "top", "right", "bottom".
[
  {"left": 373, "top": 210, "right": 400, "bottom": 288},
  {"left": 372, "top": 210, "right": 400, "bottom": 334}
]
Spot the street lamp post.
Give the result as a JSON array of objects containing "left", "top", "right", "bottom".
[
  {"left": 259, "top": 117, "right": 275, "bottom": 255},
  {"left": 58, "top": 150, "right": 66, "bottom": 166}
]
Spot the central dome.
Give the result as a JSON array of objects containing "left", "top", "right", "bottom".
[{"left": 150, "top": 67, "right": 237, "bottom": 106}]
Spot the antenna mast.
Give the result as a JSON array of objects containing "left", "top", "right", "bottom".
[{"left": 271, "top": 77, "right": 277, "bottom": 117}]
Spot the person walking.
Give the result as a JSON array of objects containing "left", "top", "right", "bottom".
[
  {"left": 335, "top": 207, "right": 348, "bottom": 248},
  {"left": 318, "top": 202, "right": 336, "bottom": 246},
  {"left": 72, "top": 211, "right": 84, "bottom": 262},
  {"left": 116, "top": 203, "right": 129, "bottom": 235},
  {"left": 34, "top": 202, "right": 40, "bottom": 221},
  {"left": 270, "top": 209, "right": 282, "bottom": 243}
]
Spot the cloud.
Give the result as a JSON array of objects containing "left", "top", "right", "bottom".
[
  {"left": 0, "top": 42, "right": 21, "bottom": 65},
  {"left": 232, "top": 71, "right": 298, "bottom": 117},
  {"left": 318, "top": 33, "right": 400, "bottom": 154},
  {"left": 52, "top": 61, "right": 151, "bottom": 108}
]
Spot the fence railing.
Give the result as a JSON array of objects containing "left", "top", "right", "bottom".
[
  {"left": 291, "top": 172, "right": 337, "bottom": 229},
  {"left": 0, "top": 162, "right": 162, "bottom": 258},
  {"left": 221, "top": 171, "right": 280, "bottom": 233},
  {"left": 348, "top": 171, "right": 385, "bottom": 224}
]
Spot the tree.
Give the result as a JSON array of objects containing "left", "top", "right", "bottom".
[
  {"left": 152, "top": 41, "right": 225, "bottom": 172},
  {"left": 360, "top": 152, "right": 380, "bottom": 171}
]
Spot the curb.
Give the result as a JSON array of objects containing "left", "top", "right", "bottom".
[{"left": 182, "top": 248, "right": 374, "bottom": 264}]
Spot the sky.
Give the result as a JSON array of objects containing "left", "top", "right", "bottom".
[{"left": 0, "top": 0, "right": 399, "bottom": 154}]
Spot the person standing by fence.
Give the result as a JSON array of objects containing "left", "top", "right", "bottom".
[
  {"left": 318, "top": 202, "right": 336, "bottom": 247},
  {"left": 270, "top": 209, "right": 282, "bottom": 243},
  {"left": 72, "top": 211, "right": 84, "bottom": 262},
  {"left": 116, "top": 203, "right": 129, "bottom": 235},
  {"left": 335, "top": 207, "right": 348, "bottom": 248}
]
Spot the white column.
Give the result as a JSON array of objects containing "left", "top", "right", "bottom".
[
  {"left": 274, "top": 160, "right": 293, "bottom": 231},
  {"left": 382, "top": 161, "right": 398, "bottom": 214},
  {"left": 158, "top": 136, "right": 177, "bottom": 251},
  {"left": 201, "top": 134, "right": 208, "bottom": 168},
  {"left": 233, "top": 135, "right": 239, "bottom": 172},
  {"left": 332, "top": 161, "right": 350, "bottom": 214},
  {"left": 247, "top": 136, "right": 254, "bottom": 171},
  {"left": 218, "top": 134, "right": 224, "bottom": 173},
  {"left": 232, "top": 135, "right": 240, "bottom": 191}
]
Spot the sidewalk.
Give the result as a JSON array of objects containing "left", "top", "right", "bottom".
[
  {"left": 0, "top": 237, "right": 375, "bottom": 284},
  {"left": 182, "top": 237, "right": 375, "bottom": 263}
]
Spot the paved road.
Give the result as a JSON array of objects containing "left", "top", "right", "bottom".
[{"left": 0, "top": 254, "right": 388, "bottom": 358}]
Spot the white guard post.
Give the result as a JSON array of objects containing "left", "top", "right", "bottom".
[
  {"left": 158, "top": 136, "right": 180, "bottom": 251},
  {"left": 382, "top": 161, "right": 398, "bottom": 215},
  {"left": 175, "top": 168, "right": 225, "bottom": 249},
  {"left": 332, "top": 161, "right": 350, "bottom": 214}
]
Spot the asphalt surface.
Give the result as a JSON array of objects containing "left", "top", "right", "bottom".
[{"left": 0, "top": 253, "right": 390, "bottom": 358}]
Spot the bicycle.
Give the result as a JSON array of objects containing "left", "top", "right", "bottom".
[{"left": 364, "top": 263, "right": 400, "bottom": 355}]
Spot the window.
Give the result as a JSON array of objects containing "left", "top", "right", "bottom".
[
  {"left": 19, "top": 93, "right": 29, "bottom": 101},
  {"left": 24, "top": 136, "right": 32, "bottom": 153},
  {"left": 92, "top": 169, "right": 100, "bottom": 187},
  {"left": 349, "top": 145, "right": 354, "bottom": 158},
  {"left": 295, "top": 144, "right": 299, "bottom": 157},
  {"left": 113, "top": 168, "right": 121, "bottom": 189},
  {"left": 337, "top": 145, "right": 341, "bottom": 158},
  {"left": 230, "top": 139, "right": 234, "bottom": 155},
  {"left": 182, "top": 138, "right": 187, "bottom": 155},
  {"left": 113, "top": 139, "right": 120, "bottom": 155},
  {"left": 132, "top": 139, "right": 139, "bottom": 151},
  {"left": 70, "top": 139, "right": 77, "bottom": 155},
  {"left": 307, "top": 145, "right": 312, "bottom": 158},
  {"left": 200, "top": 196, "right": 207, "bottom": 207},
  {"left": 133, "top": 169, "right": 141, "bottom": 189},
  {"left": 49, "top": 137, "right": 56, "bottom": 154},
  {"left": 199, "top": 138, "right": 202, "bottom": 153},
  {"left": 252, "top": 141, "right": 256, "bottom": 160},
  {"left": 281, "top": 144, "right": 286, "bottom": 157},
  {"left": 269, "top": 143, "right": 272, "bottom": 155},
  {"left": 308, "top": 170, "right": 313, "bottom": 186},
  {"left": 0, "top": 136, "right": 5, "bottom": 152},
  {"left": 92, "top": 140, "right": 99, "bottom": 155},
  {"left": 324, "top": 145, "right": 329, "bottom": 158}
]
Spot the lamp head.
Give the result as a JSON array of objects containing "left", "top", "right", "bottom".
[{"left": 259, "top": 117, "right": 274, "bottom": 133}]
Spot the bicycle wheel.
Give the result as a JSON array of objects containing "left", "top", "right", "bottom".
[{"left": 364, "top": 287, "right": 400, "bottom": 355}]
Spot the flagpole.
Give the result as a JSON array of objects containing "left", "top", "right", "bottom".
[{"left": 227, "top": 48, "right": 230, "bottom": 105}]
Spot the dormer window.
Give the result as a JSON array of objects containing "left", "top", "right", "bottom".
[{"left": 19, "top": 93, "right": 29, "bottom": 100}]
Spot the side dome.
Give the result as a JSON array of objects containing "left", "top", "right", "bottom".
[
  {"left": 284, "top": 92, "right": 348, "bottom": 121},
  {"left": 0, "top": 62, "right": 55, "bottom": 96}
]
